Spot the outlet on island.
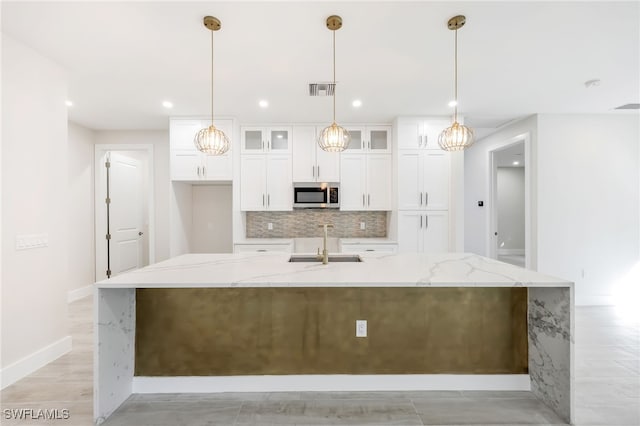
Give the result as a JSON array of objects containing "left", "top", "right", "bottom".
[
  {"left": 267, "top": 223, "right": 273, "bottom": 230},
  {"left": 360, "top": 222, "right": 366, "bottom": 230},
  {"left": 356, "top": 320, "right": 367, "bottom": 337}
]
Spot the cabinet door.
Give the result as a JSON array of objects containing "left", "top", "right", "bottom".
[
  {"left": 171, "top": 151, "right": 201, "bottom": 181},
  {"left": 367, "top": 126, "right": 391, "bottom": 153},
  {"left": 339, "top": 155, "right": 367, "bottom": 211},
  {"left": 423, "top": 120, "right": 450, "bottom": 150},
  {"left": 266, "top": 155, "right": 293, "bottom": 211},
  {"left": 396, "top": 118, "right": 423, "bottom": 150},
  {"left": 268, "top": 127, "right": 292, "bottom": 153},
  {"left": 366, "top": 154, "right": 392, "bottom": 210},
  {"left": 398, "top": 151, "right": 422, "bottom": 210},
  {"left": 203, "top": 153, "right": 232, "bottom": 181},
  {"left": 170, "top": 119, "right": 203, "bottom": 151},
  {"left": 423, "top": 211, "right": 449, "bottom": 253},
  {"left": 397, "top": 211, "right": 423, "bottom": 253},
  {"left": 422, "top": 151, "right": 450, "bottom": 210},
  {"left": 316, "top": 141, "right": 340, "bottom": 182},
  {"left": 292, "top": 126, "right": 316, "bottom": 182},
  {"left": 240, "top": 155, "right": 267, "bottom": 210},
  {"left": 342, "top": 126, "right": 366, "bottom": 153},
  {"left": 241, "top": 127, "right": 265, "bottom": 153}
]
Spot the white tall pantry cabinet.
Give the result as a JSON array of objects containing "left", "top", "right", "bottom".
[{"left": 395, "top": 118, "right": 452, "bottom": 253}]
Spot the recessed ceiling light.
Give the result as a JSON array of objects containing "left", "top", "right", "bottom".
[
  {"left": 162, "top": 101, "right": 173, "bottom": 109},
  {"left": 259, "top": 100, "right": 269, "bottom": 108},
  {"left": 448, "top": 100, "right": 457, "bottom": 107},
  {"left": 513, "top": 161, "right": 520, "bottom": 166},
  {"left": 65, "top": 100, "right": 73, "bottom": 107},
  {"left": 352, "top": 99, "right": 362, "bottom": 108}
]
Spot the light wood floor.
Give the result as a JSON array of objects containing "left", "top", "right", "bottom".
[{"left": 1, "top": 296, "right": 638, "bottom": 425}]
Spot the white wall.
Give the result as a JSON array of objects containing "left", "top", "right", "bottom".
[
  {"left": 93, "top": 130, "right": 170, "bottom": 262},
  {"left": 67, "top": 122, "right": 95, "bottom": 295},
  {"left": 1, "top": 36, "right": 71, "bottom": 383},
  {"left": 497, "top": 167, "right": 525, "bottom": 252},
  {"left": 536, "top": 114, "right": 639, "bottom": 305},
  {"left": 464, "top": 115, "right": 538, "bottom": 265},
  {"left": 191, "top": 185, "right": 233, "bottom": 253}
]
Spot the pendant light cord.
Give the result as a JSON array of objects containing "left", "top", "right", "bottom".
[
  {"left": 211, "top": 29, "right": 214, "bottom": 126},
  {"left": 454, "top": 28, "right": 458, "bottom": 123},
  {"left": 332, "top": 29, "right": 336, "bottom": 124}
]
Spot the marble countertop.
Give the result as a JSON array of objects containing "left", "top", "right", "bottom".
[{"left": 96, "top": 252, "right": 572, "bottom": 289}]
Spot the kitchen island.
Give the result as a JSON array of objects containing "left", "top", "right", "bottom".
[{"left": 94, "top": 252, "right": 573, "bottom": 424}]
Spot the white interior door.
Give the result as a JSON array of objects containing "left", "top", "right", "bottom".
[{"left": 109, "top": 152, "right": 144, "bottom": 276}]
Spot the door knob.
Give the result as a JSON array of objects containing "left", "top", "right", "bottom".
[{"left": 138, "top": 231, "right": 144, "bottom": 236}]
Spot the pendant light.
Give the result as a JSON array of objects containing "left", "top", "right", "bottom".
[
  {"left": 438, "top": 15, "right": 475, "bottom": 152},
  {"left": 318, "top": 15, "right": 351, "bottom": 153},
  {"left": 194, "top": 16, "right": 230, "bottom": 155}
]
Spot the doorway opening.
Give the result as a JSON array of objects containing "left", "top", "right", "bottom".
[
  {"left": 487, "top": 134, "right": 531, "bottom": 269},
  {"left": 94, "top": 145, "right": 155, "bottom": 280}
]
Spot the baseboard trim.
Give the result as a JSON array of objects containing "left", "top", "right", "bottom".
[
  {"left": 68, "top": 285, "right": 92, "bottom": 303},
  {"left": 497, "top": 249, "right": 525, "bottom": 256},
  {"left": 133, "top": 374, "right": 531, "bottom": 393},
  {"left": 0, "top": 336, "right": 72, "bottom": 390}
]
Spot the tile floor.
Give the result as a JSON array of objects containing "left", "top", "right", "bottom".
[{"left": 1, "top": 296, "right": 638, "bottom": 425}]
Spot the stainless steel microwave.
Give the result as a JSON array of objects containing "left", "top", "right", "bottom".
[{"left": 293, "top": 183, "right": 339, "bottom": 209}]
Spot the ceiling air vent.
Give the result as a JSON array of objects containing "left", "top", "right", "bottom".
[
  {"left": 309, "top": 83, "right": 335, "bottom": 96},
  {"left": 615, "top": 103, "right": 640, "bottom": 110}
]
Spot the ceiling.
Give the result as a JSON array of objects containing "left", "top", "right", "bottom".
[
  {"left": 2, "top": 1, "right": 638, "bottom": 135},
  {"left": 495, "top": 142, "right": 525, "bottom": 168}
]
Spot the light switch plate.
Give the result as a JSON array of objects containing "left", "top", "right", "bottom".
[{"left": 356, "top": 320, "right": 367, "bottom": 337}]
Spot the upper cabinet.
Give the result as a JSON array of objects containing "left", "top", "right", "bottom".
[
  {"left": 241, "top": 126, "right": 292, "bottom": 154},
  {"left": 396, "top": 118, "right": 450, "bottom": 151},
  {"left": 342, "top": 125, "right": 392, "bottom": 154},
  {"left": 292, "top": 126, "right": 340, "bottom": 183},
  {"left": 170, "top": 118, "right": 233, "bottom": 181},
  {"left": 340, "top": 154, "right": 392, "bottom": 211}
]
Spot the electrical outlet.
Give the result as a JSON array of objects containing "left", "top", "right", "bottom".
[
  {"left": 360, "top": 222, "right": 366, "bottom": 230},
  {"left": 267, "top": 223, "right": 273, "bottom": 230},
  {"left": 356, "top": 320, "right": 367, "bottom": 337}
]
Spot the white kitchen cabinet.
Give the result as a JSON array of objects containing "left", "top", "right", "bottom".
[
  {"left": 397, "top": 211, "right": 449, "bottom": 253},
  {"left": 343, "top": 125, "right": 391, "bottom": 153},
  {"left": 241, "top": 126, "right": 292, "bottom": 154},
  {"left": 398, "top": 150, "right": 449, "bottom": 210},
  {"left": 292, "top": 126, "right": 340, "bottom": 183},
  {"left": 240, "top": 154, "right": 292, "bottom": 211},
  {"left": 170, "top": 118, "right": 233, "bottom": 181},
  {"left": 396, "top": 118, "right": 450, "bottom": 151},
  {"left": 340, "top": 154, "right": 392, "bottom": 211}
]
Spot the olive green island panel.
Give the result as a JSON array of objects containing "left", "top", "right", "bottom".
[{"left": 135, "top": 287, "right": 528, "bottom": 376}]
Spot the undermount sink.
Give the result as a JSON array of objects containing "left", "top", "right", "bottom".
[{"left": 289, "top": 255, "right": 362, "bottom": 263}]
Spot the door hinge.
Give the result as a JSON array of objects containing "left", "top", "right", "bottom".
[
  {"left": 105, "top": 233, "right": 111, "bottom": 240},
  {"left": 105, "top": 161, "right": 111, "bottom": 168},
  {"left": 105, "top": 197, "right": 111, "bottom": 204},
  {"left": 106, "top": 269, "right": 111, "bottom": 278}
]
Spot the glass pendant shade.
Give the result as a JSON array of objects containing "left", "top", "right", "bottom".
[
  {"left": 438, "top": 121, "right": 475, "bottom": 151},
  {"left": 318, "top": 122, "right": 351, "bottom": 152},
  {"left": 194, "top": 125, "right": 230, "bottom": 155}
]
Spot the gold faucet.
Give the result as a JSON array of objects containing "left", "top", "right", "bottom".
[{"left": 317, "top": 224, "right": 334, "bottom": 264}]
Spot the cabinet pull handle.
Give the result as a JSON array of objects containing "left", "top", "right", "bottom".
[
  {"left": 317, "top": 166, "right": 320, "bottom": 178},
  {"left": 425, "top": 192, "right": 428, "bottom": 206},
  {"left": 365, "top": 249, "right": 375, "bottom": 252},
  {"left": 268, "top": 194, "right": 270, "bottom": 207},
  {"left": 425, "top": 215, "right": 429, "bottom": 228},
  {"left": 368, "top": 194, "right": 371, "bottom": 206},
  {"left": 197, "top": 166, "right": 200, "bottom": 177},
  {"left": 420, "top": 215, "right": 422, "bottom": 228},
  {"left": 262, "top": 140, "right": 265, "bottom": 150},
  {"left": 418, "top": 135, "right": 422, "bottom": 147},
  {"left": 362, "top": 194, "right": 365, "bottom": 207},
  {"left": 420, "top": 192, "right": 422, "bottom": 206},
  {"left": 263, "top": 194, "right": 265, "bottom": 206},
  {"left": 368, "top": 140, "right": 371, "bottom": 150},
  {"left": 257, "top": 249, "right": 267, "bottom": 252},
  {"left": 424, "top": 135, "right": 428, "bottom": 147},
  {"left": 202, "top": 166, "right": 206, "bottom": 177}
]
